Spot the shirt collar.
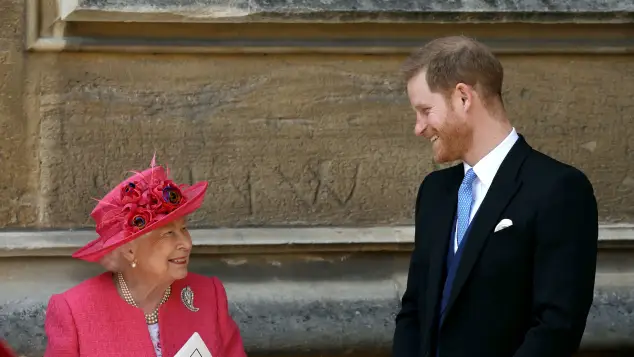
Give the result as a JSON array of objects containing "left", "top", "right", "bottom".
[{"left": 463, "top": 128, "right": 519, "bottom": 186}]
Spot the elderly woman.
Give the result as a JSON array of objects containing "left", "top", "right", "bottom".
[{"left": 44, "top": 157, "right": 246, "bottom": 357}]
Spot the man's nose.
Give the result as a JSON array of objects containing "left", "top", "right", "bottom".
[{"left": 414, "top": 121, "right": 427, "bottom": 137}]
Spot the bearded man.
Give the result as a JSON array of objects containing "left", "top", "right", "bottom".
[{"left": 392, "top": 36, "right": 598, "bottom": 357}]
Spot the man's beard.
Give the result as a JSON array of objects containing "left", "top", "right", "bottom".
[{"left": 432, "top": 112, "right": 473, "bottom": 164}]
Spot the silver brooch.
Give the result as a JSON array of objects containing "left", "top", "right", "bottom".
[{"left": 181, "top": 286, "right": 200, "bottom": 312}]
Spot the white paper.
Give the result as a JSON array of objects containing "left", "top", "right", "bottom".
[{"left": 174, "top": 332, "right": 213, "bottom": 357}]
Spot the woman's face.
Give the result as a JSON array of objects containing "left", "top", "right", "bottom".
[{"left": 130, "top": 218, "right": 193, "bottom": 283}]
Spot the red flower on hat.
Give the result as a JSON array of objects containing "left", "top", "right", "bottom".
[
  {"left": 150, "top": 179, "right": 186, "bottom": 214},
  {"left": 123, "top": 204, "right": 154, "bottom": 234},
  {"left": 120, "top": 181, "right": 145, "bottom": 205},
  {"left": 117, "top": 176, "right": 187, "bottom": 233}
]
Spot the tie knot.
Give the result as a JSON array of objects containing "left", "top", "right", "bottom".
[{"left": 463, "top": 168, "right": 477, "bottom": 185}]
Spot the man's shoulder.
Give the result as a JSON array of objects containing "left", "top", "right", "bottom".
[
  {"left": 412, "top": 164, "right": 462, "bottom": 209},
  {"left": 519, "top": 147, "right": 595, "bottom": 208},
  {"left": 425, "top": 163, "right": 461, "bottom": 183},
  {"left": 417, "top": 164, "right": 462, "bottom": 192},
  {"left": 523, "top": 148, "right": 593, "bottom": 189}
]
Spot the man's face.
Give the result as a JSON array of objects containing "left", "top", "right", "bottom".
[{"left": 407, "top": 71, "right": 473, "bottom": 163}]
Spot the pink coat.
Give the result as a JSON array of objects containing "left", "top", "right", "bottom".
[
  {"left": 0, "top": 340, "right": 17, "bottom": 357},
  {"left": 44, "top": 272, "right": 247, "bottom": 357}
]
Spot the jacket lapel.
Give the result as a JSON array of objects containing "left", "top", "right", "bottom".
[
  {"left": 422, "top": 165, "right": 463, "bottom": 336},
  {"left": 442, "top": 136, "right": 531, "bottom": 319},
  {"left": 160, "top": 276, "right": 222, "bottom": 357},
  {"left": 161, "top": 279, "right": 196, "bottom": 356},
  {"left": 102, "top": 273, "right": 157, "bottom": 355}
]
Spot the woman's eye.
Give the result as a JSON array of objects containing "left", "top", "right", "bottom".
[{"left": 182, "top": 226, "right": 188, "bottom": 231}]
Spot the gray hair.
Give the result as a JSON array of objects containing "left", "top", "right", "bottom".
[
  {"left": 98, "top": 231, "right": 153, "bottom": 272},
  {"left": 98, "top": 244, "right": 130, "bottom": 272}
]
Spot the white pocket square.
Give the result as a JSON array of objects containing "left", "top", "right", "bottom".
[{"left": 494, "top": 218, "right": 513, "bottom": 233}]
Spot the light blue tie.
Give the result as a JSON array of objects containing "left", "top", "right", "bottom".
[{"left": 456, "top": 169, "right": 477, "bottom": 248}]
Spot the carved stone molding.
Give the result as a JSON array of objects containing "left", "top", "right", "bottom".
[
  {"left": 57, "top": 0, "right": 634, "bottom": 23},
  {"left": 26, "top": 0, "right": 634, "bottom": 54},
  {"left": 1, "top": 224, "right": 633, "bottom": 257}
]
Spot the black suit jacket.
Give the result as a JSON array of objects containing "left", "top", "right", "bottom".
[{"left": 393, "top": 136, "right": 598, "bottom": 357}]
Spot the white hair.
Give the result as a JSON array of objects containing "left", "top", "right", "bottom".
[
  {"left": 98, "top": 231, "right": 155, "bottom": 272},
  {"left": 98, "top": 244, "right": 130, "bottom": 272}
]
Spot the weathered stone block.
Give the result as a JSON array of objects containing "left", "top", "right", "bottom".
[
  {"left": 35, "top": 55, "right": 427, "bottom": 227},
  {"left": 0, "top": 0, "right": 38, "bottom": 228},
  {"left": 34, "top": 54, "right": 633, "bottom": 228},
  {"left": 501, "top": 56, "right": 634, "bottom": 222}
]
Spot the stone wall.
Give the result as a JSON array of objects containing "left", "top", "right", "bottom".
[
  {"left": 1, "top": 0, "right": 632, "bottom": 229},
  {"left": 4, "top": 1, "right": 634, "bottom": 228},
  {"left": 0, "top": 0, "right": 36, "bottom": 228},
  {"left": 19, "top": 53, "right": 634, "bottom": 228}
]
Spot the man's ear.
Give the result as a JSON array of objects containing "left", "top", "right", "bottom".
[{"left": 454, "top": 83, "right": 473, "bottom": 113}]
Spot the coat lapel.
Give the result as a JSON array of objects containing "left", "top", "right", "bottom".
[
  {"left": 160, "top": 276, "right": 222, "bottom": 357},
  {"left": 442, "top": 137, "right": 531, "bottom": 319},
  {"left": 161, "top": 278, "right": 198, "bottom": 356},
  {"left": 422, "top": 165, "right": 463, "bottom": 335},
  {"left": 103, "top": 273, "right": 157, "bottom": 355}
]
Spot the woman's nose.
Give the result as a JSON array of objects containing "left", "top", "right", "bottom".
[{"left": 176, "top": 232, "right": 193, "bottom": 251}]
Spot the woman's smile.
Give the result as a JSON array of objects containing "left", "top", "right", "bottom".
[{"left": 168, "top": 256, "right": 188, "bottom": 265}]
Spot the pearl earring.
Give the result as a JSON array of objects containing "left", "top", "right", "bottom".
[{"left": 131, "top": 260, "right": 137, "bottom": 268}]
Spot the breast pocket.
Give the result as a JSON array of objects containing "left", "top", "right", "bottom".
[
  {"left": 480, "top": 222, "right": 532, "bottom": 275},
  {"left": 490, "top": 224, "right": 519, "bottom": 241}
]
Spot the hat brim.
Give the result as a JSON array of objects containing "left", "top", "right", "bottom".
[{"left": 72, "top": 181, "right": 208, "bottom": 263}]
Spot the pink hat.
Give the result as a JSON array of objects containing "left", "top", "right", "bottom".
[{"left": 72, "top": 155, "right": 208, "bottom": 262}]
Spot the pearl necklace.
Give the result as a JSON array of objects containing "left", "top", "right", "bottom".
[{"left": 116, "top": 272, "right": 171, "bottom": 325}]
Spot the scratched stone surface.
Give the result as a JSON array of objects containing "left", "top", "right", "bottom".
[
  {"left": 0, "top": 0, "right": 38, "bottom": 228},
  {"left": 503, "top": 57, "right": 634, "bottom": 223},
  {"left": 32, "top": 53, "right": 633, "bottom": 228},
  {"left": 35, "top": 54, "right": 428, "bottom": 227}
]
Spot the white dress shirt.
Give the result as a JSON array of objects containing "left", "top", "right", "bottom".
[{"left": 454, "top": 128, "right": 519, "bottom": 253}]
